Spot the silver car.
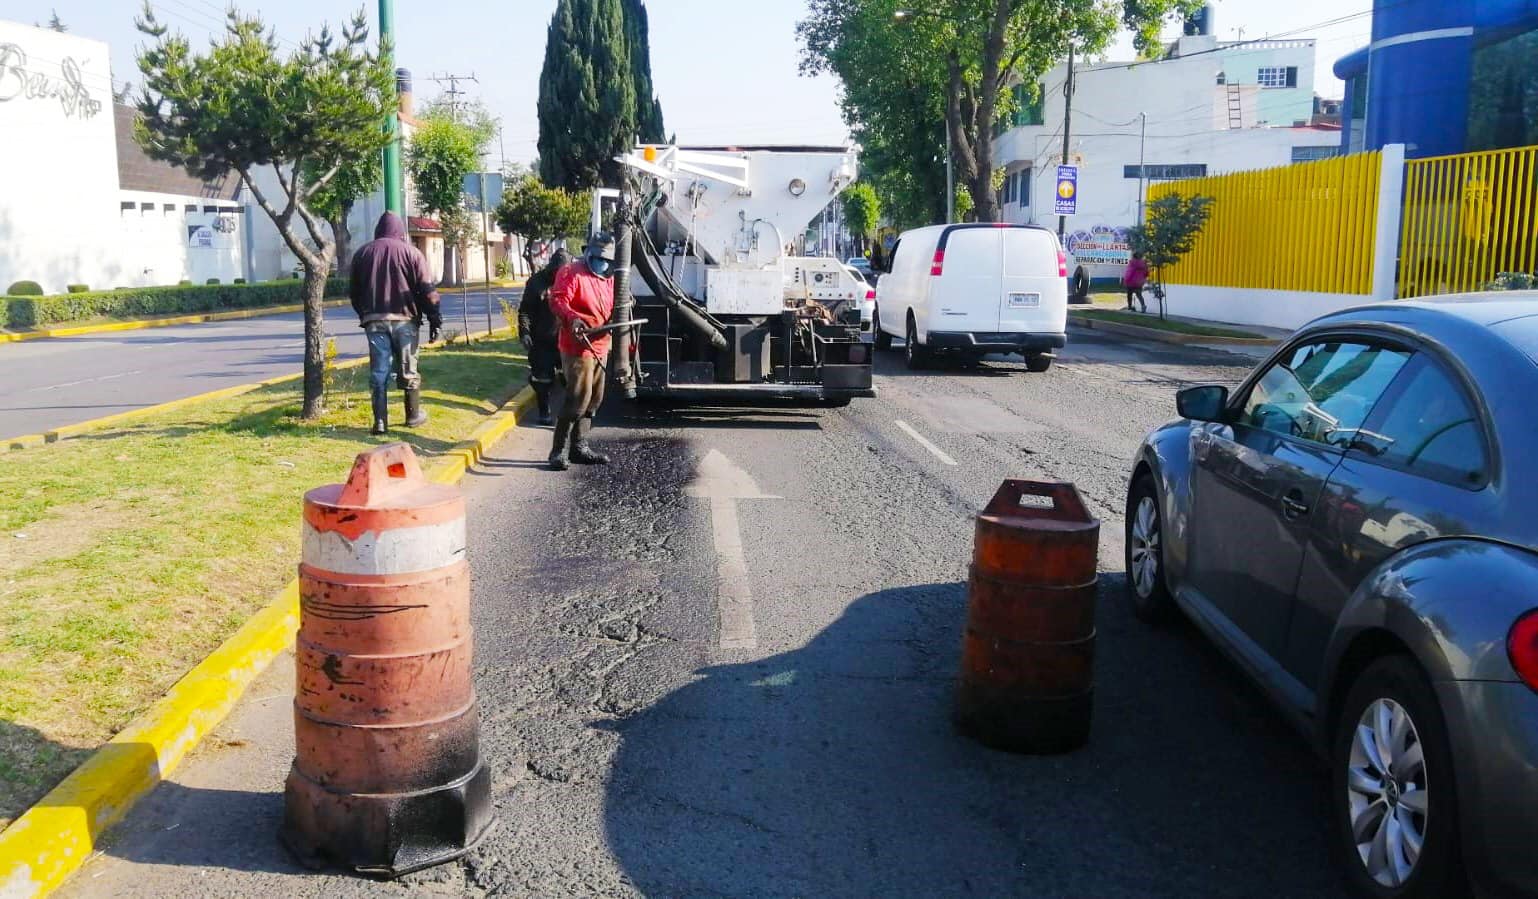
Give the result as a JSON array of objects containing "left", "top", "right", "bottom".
[{"left": 1126, "top": 294, "right": 1538, "bottom": 898}]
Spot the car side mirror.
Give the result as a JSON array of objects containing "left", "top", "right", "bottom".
[{"left": 1177, "top": 385, "right": 1229, "bottom": 422}]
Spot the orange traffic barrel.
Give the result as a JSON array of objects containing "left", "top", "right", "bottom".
[
  {"left": 281, "top": 443, "right": 493, "bottom": 877},
  {"left": 955, "top": 479, "right": 1099, "bottom": 754}
]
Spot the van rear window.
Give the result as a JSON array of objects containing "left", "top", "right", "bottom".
[{"left": 1002, "top": 228, "right": 1058, "bottom": 276}]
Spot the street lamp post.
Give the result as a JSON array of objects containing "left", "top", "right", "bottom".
[{"left": 379, "top": 0, "right": 404, "bottom": 217}]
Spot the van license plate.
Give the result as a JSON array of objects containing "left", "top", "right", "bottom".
[{"left": 1009, "top": 292, "right": 1041, "bottom": 308}]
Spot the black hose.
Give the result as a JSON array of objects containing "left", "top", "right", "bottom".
[
  {"left": 610, "top": 201, "right": 637, "bottom": 396},
  {"left": 630, "top": 230, "right": 728, "bottom": 352}
]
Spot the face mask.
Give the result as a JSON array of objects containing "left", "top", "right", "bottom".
[{"left": 588, "top": 258, "right": 612, "bottom": 277}]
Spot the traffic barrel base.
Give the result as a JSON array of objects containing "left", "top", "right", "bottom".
[
  {"left": 955, "top": 480, "right": 1100, "bottom": 754},
  {"left": 281, "top": 443, "right": 494, "bottom": 877}
]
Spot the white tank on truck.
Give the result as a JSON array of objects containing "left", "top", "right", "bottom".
[{"left": 598, "top": 144, "right": 875, "bottom": 406}]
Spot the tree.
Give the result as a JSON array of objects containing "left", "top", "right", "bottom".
[
  {"left": 304, "top": 151, "right": 382, "bottom": 271},
  {"left": 407, "top": 105, "right": 492, "bottom": 286},
  {"left": 1126, "top": 192, "right": 1214, "bottom": 319},
  {"left": 538, "top": 0, "right": 635, "bottom": 191},
  {"left": 496, "top": 174, "right": 590, "bottom": 266},
  {"left": 45, "top": 11, "right": 67, "bottom": 31},
  {"left": 800, "top": 0, "right": 1200, "bottom": 222},
  {"left": 622, "top": 0, "right": 667, "bottom": 143},
  {"left": 135, "top": 5, "right": 392, "bottom": 418},
  {"left": 841, "top": 182, "right": 881, "bottom": 256}
]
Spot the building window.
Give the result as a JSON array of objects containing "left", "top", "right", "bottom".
[
  {"left": 1291, "top": 146, "right": 1341, "bottom": 163},
  {"left": 1012, "top": 83, "right": 1044, "bottom": 127},
  {"left": 1258, "top": 66, "right": 1299, "bottom": 89},
  {"left": 1017, "top": 171, "right": 1030, "bottom": 207}
]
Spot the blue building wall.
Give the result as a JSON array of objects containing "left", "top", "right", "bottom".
[{"left": 1335, "top": 0, "right": 1538, "bottom": 158}]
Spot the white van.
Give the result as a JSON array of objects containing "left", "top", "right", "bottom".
[{"left": 872, "top": 223, "right": 1068, "bottom": 371}]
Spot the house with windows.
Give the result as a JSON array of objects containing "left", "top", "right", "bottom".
[{"left": 991, "top": 14, "right": 1340, "bottom": 280}]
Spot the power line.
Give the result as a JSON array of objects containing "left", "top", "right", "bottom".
[{"left": 429, "top": 71, "right": 480, "bottom": 121}]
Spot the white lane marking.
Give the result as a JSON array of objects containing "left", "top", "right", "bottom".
[
  {"left": 29, "top": 370, "right": 143, "bottom": 392},
  {"left": 685, "top": 449, "right": 779, "bottom": 651},
  {"left": 894, "top": 420, "right": 958, "bottom": 467}
]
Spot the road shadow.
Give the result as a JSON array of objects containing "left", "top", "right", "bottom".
[
  {"left": 600, "top": 577, "right": 1349, "bottom": 897},
  {"left": 873, "top": 346, "right": 1025, "bottom": 378}
]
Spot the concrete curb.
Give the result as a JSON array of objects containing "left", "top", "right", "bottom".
[
  {"left": 0, "top": 299, "right": 351, "bottom": 344},
  {"left": 1068, "top": 313, "right": 1279, "bottom": 347},
  {"left": 0, "top": 381, "right": 537, "bottom": 898}
]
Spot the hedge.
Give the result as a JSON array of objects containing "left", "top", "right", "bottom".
[{"left": 1, "top": 278, "right": 349, "bottom": 329}]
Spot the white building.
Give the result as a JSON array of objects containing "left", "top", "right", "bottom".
[
  {"left": 0, "top": 20, "right": 247, "bottom": 295},
  {"left": 992, "top": 29, "right": 1340, "bottom": 280}
]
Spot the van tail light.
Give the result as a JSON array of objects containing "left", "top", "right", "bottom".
[
  {"left": 1056, "top": 245, "right": 1068, "bottom": 277},
  {"left": 930, "top": 249, "right": 945, "bottom": 276},
  {"left": 1508, "top": 610, "right": 1538, "bottom": 692},
  {"left": 865, "top": 288, "right": 876, "bottom": 301}
]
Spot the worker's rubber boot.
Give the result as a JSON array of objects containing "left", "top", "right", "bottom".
[
  {"left": 534, "top": 384, "right": 553, "bottom": 426},
  {"left": 404, "top": 387, "right": 428, "bottom": 428},
  {"left": 548, "top": 419, "right": 574, "bottom": 471},
  {"left": 370, "top": 385, "right": 389, "bottom": 436},
  {"left": 569, "top": 417, "right": 610, "bottom": 465}
]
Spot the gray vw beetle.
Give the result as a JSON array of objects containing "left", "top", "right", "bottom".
[{"left": 1126, "top": 293, "right": 1538, "bottom": 899}]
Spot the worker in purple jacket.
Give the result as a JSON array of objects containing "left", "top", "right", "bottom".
[{"left": 350, "top": 212, "right": 443, "bottom": 435}]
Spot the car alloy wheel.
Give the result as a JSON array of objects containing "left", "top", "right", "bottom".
[
  {"left": 1130, "top": 495, "right": 1160, "bottom": 599},
  {"left": 1347, "top": 698, "right": 1430, "bottom": 888}
]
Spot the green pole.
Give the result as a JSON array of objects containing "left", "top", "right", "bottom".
[{"left": 380, "top": 0, "right": 404, "bottom": 216}]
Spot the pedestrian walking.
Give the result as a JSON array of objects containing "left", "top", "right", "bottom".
[
  {"left": 518, "top": 247, "right": 571, "bottom": 426},
  {"left": 350, "top": 212, "right": 443, "bottom": 435},
  {"left": 1123, "top": 251, "right": 1151, "bottom": 313},
  {"left": 546, "top": 232, "right": 617, "bottom": 471}
]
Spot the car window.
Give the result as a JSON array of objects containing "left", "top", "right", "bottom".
[
  {"left": 1239, "top": 340, "right": 1410, "bottom": 447},
  {"left": 1355, "top": 356, "right": 1489, "bottom": 485}
]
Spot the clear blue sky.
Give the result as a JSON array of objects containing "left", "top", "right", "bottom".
[{"left": 20, "top": 0, "right": 1369, "bottom": 165}]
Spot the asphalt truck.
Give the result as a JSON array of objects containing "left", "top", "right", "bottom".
[{"left": 597, "top": 145, "right": 876, "bottom": 406}]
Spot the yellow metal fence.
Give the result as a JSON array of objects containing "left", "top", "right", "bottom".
[
  {"left": 1149, "top": 151, "right": 1382, "bottom": 295},
  {"left": 1397, "top": 145, "right": 1538, "bottom": 298}
]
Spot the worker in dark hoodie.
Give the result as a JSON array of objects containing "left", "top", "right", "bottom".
[
  {"left": 350, "top": 211, "right": 443, "bottom": 435},
  {"left": 518, "top": 246, "right": 570, "bottom": 426}
]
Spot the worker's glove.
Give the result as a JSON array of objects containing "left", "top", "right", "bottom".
[
  {"left": 571, "top": 320, "right": 591, "bottom": 338},
  {"left": 429, "top": 324, "right": 442, "bottom": 344},
  {"left": 520, "top": 331, "right": 533, "bottom": 351}
]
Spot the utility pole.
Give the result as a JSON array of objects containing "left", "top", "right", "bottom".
[
  {"left": 430, "top": 71, "right": 479, "bottom": 121},
  {"left": 1137, "top": 112, "right": 1147, "bottom": 225},
  {"left": 1057, "top": 46, "right": 1075, "bottom": 239},
  {"left": 945, "top": 126, "right": 955, "bottom": 224},
  {"left": 379, "top": 0, "right": 403, "bottom": 216}
]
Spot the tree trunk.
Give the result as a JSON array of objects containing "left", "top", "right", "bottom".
[
  {"left": 300, "top": 263, "right": 328, "bottom": 419},
  {"left": 330, "top": 204, "right": 353, "bottom": 271},
  {"left": 441, "top": 242, "right": 455, "bottom": 287}
]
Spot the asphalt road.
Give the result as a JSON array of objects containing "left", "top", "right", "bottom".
[
  {"left": 0, "top": 288, "right": 520, "bottom": 440},
  {"left": 59, "top": 331, "right": 1353, "bottom": 898}
]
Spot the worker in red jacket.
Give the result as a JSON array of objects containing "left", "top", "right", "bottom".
[{"left": 546, "top": 232, "right": 617, "bottom": 470}]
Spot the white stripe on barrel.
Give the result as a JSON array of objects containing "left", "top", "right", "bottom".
[{"left": 301, "top": 518, "right": 466, "bottom": 576}]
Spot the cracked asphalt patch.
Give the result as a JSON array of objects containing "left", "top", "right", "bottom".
[{"left": 62, "top": 332, "right": 1351, "bottom": 898}]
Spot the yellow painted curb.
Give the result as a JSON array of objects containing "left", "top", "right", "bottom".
[
  {"left": 0, "top": 300, "right": 351, "bottom": 344},
  {"left": 0, "top": 381, "right": 538, "bottom": 898}
]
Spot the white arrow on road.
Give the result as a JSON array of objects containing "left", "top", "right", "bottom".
[{"left": 685, "top": 449, "right": 779, "bottom": 651}]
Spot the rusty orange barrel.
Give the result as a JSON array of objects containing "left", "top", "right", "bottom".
[
  {"left": 955, "top": 479, "right": 1099, "bottom": 754},
  {"left": 281, "top": 443, "right": 493, "bottom": 877}
]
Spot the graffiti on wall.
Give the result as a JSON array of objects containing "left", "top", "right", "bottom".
[
  {"left": 0, "top": 43, "right": 102, "bottom": 119},
  {"left": 1065, "top": 225, "right": 1132, "bottom": 266}
]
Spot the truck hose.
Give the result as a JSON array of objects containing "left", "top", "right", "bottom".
[
  {"left": 630, "top": 231, "right": 729, "bottom": 352},
  {"left": 610, "top": 204, "right": 637, "bottom": 396}
]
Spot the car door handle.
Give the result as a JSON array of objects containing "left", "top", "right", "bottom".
[{"left": 1280, "top": 490, "right": 1310, "bottom": 520}]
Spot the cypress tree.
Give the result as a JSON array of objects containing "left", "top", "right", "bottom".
[
  {"left": 622, "top": 0, "right": 666, "bottom": 143},
  {"left": 537, "top": 0, "right": 636, "bottom": 191}
]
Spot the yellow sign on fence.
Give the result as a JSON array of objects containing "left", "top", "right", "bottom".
[
  {"left": 1148, "top": 151, "right": 1382, "bottom": 296},
  {"left": 1398, "top": 145, "right": 1538, "bottom": 298}
]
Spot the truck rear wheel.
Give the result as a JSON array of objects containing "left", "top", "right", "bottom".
[
  {"left": 1026, "top": 354, "right": 1053, "bottom": 373},
  {"left": 905, "top": 317, "right": 929, "bottom": 370}
]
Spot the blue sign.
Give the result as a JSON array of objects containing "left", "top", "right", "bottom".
[{"left": 1054, "top": 165, "right": 1078, "bottom": 215}]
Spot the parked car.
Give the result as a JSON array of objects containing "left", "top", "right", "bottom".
[
  {"left": 845, "top": 256, "right": 873, "bottom": 279},
  {"left": 1126, "top": 293, "right": 1538, "bottom": 898},
  {"left": 842, "top": 264, "right": 876, "bottom": 334},
  {"left": 871, "top": 223, "right": 1067, "bottom": 371}
]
